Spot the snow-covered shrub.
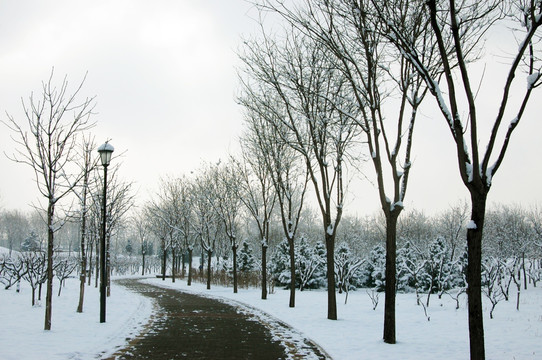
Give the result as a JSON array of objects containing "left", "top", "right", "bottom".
[
  {"left": 361, "top": 244, "right": 386, "bottom": 291},
  {"left": 269, "top": 237, "right": 326, "bottom": 290},
  {"left": 237, "top": 240, "right": 256, "bottom": 272},
  {"left": 396, "top": 241, "right": 420, "bottom": 293},
  {"left": 334, "top": 242, "right": 364, "bottom": 292}
]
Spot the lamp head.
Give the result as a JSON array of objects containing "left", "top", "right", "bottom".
[{"left": 97, "top": 142, "right": 114, "bottom": 166}]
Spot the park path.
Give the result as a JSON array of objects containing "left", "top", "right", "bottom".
[{"left": 105, "top": 278, "right": 330, "bottom": 360}]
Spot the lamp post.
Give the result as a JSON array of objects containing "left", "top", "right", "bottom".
[{"left": 97, "top": 142, "right": 114, "bottom": 323}]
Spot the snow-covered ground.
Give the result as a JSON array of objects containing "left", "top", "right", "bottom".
[
  {"left": 146, "top": 278, "right": 542, "bottom": 360},
  {"left": 1, "top": 271, "right": 541, "bottom": 359},
  {"left": 0, "top": 275, "right": 153, "bottom": 360}
]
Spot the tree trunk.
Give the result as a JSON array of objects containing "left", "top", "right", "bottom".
[
  {"left": 77, "top": 238, "right": 86, "bottom": 313},
  {"left": 522, "top": 252, "right": 527, "bottom": 290},
  {"left": 232, "top": 244, "right": 238, "bottom": 294},
  {"left": 261, "top": 243, "right": 268, "bottom": 300},
  {"left": 77, "top": 180, "right": 88, "bottom": 314},
  {"left": 141, "top": 252, "right": 146, "bottom": 276},
  {"left": 162, "top": 246, "right": 167, "bottom": 281},
  {"left": 325, "top": 232, "right": 337, "bottom": 320},
  {"left": 206, "top": 249, "right": 212, "bottom": 290},
  {"left": 44, "top": 202, "right": 54, "bottom": 330},
  {"left": 288, "top": 238, "right": 296, "bottom": 308},
  {"left": 106, "top": 234, "right": 111, "bottom": 297},
  {"left": 95, "top": 241, "right": 99, "bottom": 288},
  {"left": 88, "top": 243, "right": 93, "bottom": 286},
  {"left": 181, "top": 252, "right": 186, "bottom": 278},
  {"left": 383, "top": 212, "right": 399, "bottom": 344},
  {"left": 188, "top": 248, "right": 193, "bottom": 286},
  {"left": 467, "top": 190, "right": 487, "bottom": 360},
  {"left": 77, "top": 208, "right": 87, "bottom": 313},
  {"left": 172, "top": 246, "right": 176, "bottom": 283},
  {"left": 77, "top": 256, "right": 87, "bottom": 313}
]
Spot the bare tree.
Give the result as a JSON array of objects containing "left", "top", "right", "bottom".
[
  {"left": 255, "top": 0, "right": 431, "bottom": 334},
  {"left": 150, "top": 177, "right": 186, "bottom": 283},
  {"left": 20, "top": 250, "right": 47, "bottom": 306},
  {"left": 210, "top": 160, "right": 244, "bottom": 293},
  {"left": 146, "top": 201, "right": 172, "bottom": 281},
  {"left": 192, "top": 166, "right": 222, "bottom": 289},
  {"left": 372, "top": 0, "right": 542, "bottom": 357},
  {"left": 132, "top": 209, "right": 150, "bottom": 276},
  {"left": 94, "top": 164, "right": 134, "bottom": 295},
  {"left": 240, "top": 24, "right": 360, "bottom": 319},
  {"left": 0, "top": 254, "right": 27, "bottom": 290},
  {"left": 55, "top": 256, "right": 77, "bottom": 296},
  {"left": 3, "top": 71, "right": 95, "bottom": 330},
  {"left": 237, "top": 90, "right": 310, "bottom": 307},
  {"left": 438, "top": 200, "right": 469, "bottom": 262},
  {"left": 0, "top": 210, "right": 29, "bottom": 255},
  {"left": 175, "top": 176, "right": 196, "bottom": 282},
  {"left": 73, "top": 136, "right": 97, "bottom": 313},
  {"left": 235, "top": 144, "right": 276, "bottom": 299}
]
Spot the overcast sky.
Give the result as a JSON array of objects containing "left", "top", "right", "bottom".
[{"left": 1, "top": 0, "right": 541, "bottom": 217}]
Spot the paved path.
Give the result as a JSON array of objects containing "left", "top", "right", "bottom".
[{"left": 107, "top": 278, "right": 329, "bottom": 360}]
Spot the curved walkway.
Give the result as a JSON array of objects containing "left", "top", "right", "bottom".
[{"left": 107, "top": 278, "right": 329, "bottom": 360}]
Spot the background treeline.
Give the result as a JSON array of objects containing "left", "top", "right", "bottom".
[{"left": 3, "top": 201, "right": 540, "bottom": 306}]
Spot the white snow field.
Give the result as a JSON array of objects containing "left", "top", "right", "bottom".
[{"left": 1, "top": 271, "right": 541, "bottom": 359}]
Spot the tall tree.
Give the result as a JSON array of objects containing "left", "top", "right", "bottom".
[
  {"left": 131, "top": 209, "right": 150, "bottom": 276},
  {"left": 255, "top": 0, "right": 439, "bottom": 342},
  {"left": 210, "top": 160, "right": 243, "bottom": 293},
  {"left": 235, "top": 143, "right": 276, "bottom": 299},
  {"left": 373, "top": 0, "right": 542, "bottom": 357},
  {"left": 192, "top": 166, "right": 222, "bottom": 289},
  {"left": 3, "top": 71, "right": 95, "bottom": 330},
  {"left": 74, "top": 136, "right": 97, "bottom": 313},
  {"left": 240, "top": 25, "right": 360, "bottom": 319},
  {"left": 237, "top": 90, "right": 310, "bottom": 307}
]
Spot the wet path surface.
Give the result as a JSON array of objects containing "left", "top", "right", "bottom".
[{"left": 108, "top": 279, "right": 329, "bottom": 360}]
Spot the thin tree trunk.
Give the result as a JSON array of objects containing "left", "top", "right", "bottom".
[
  {"left": 141, "top": 251, "right": 146, "bottom": 276},
  {"left": 88, "top": 241, "right": 93, "bottom": 286},
  {"left": 288, "top": 238, "right": 296, "bottom": 308},
  {"left": 383, "top": 212, "right": 399, "bottom": 344},
  {"left": 261, "top": 243, "right": 268, "bottom": 300},
  {"left": 172, "top": 246, "right": 176, "bottom": 283},
  {"left": 181, "top": 252, "right": 186, "bottom": 278},
  {"left": 232, "top": 244, "right": 238, "bottom": 294},
  {"left": 77, "top": 186, "right": 88, "bottom": 313},
  {"left": 95, "top": 241, "right": 99, "bottom": 288},
  {"left": 77, "top": 225, "right": 86, "bottom": 313},
  {"left": 206, "top": 250, "right": 212, "bottom": 290},
  {"left": 162, "top": 246, "right": 167, "bottom": 281},
  {"left": 522, "top": 252, "right": 527, "bottom": 290},
  {"left": 467, "top": 191, "right": 486, "bottom": 360},
  {"left": 325, "top": 232, "right": 337, "bottom": 320},
  {"left": 44, "top": 202, "right": 54, "bottom": 330},
  {"left": 188, "top": 248, "right": 193, "bottom": 286},
  {"left": 106, "top": 234, "right": 111, "bottom": 297}
]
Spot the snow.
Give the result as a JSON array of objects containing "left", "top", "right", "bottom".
[
  {"left": 467, "top": 220, "right": 477, "bottom": 229},
  {"left": 0, "top": 275, "right": 153, "bottom": 360},
  {"left": 144, "top": 278, "right": 542, "bottom": 360},
  {"left": 97, "top": 142, "right": 115, "bottom": 153},
  {"left": 2, "top": 270, "right": 541, "bottom": 359},
  {"left": 527, "top": 72, "right": 539, "bottom": 89},
  {"left": 392, "top": 201, "right": 404, "bottom": 211}
]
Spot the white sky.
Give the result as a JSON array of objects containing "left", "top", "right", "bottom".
[{"left": 0, "top": 0, "right": 541, "bottom": 217}]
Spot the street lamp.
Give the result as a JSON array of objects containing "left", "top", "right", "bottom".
[{"left": 97, "top": 142, "right": 114, "bottom": 323}]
